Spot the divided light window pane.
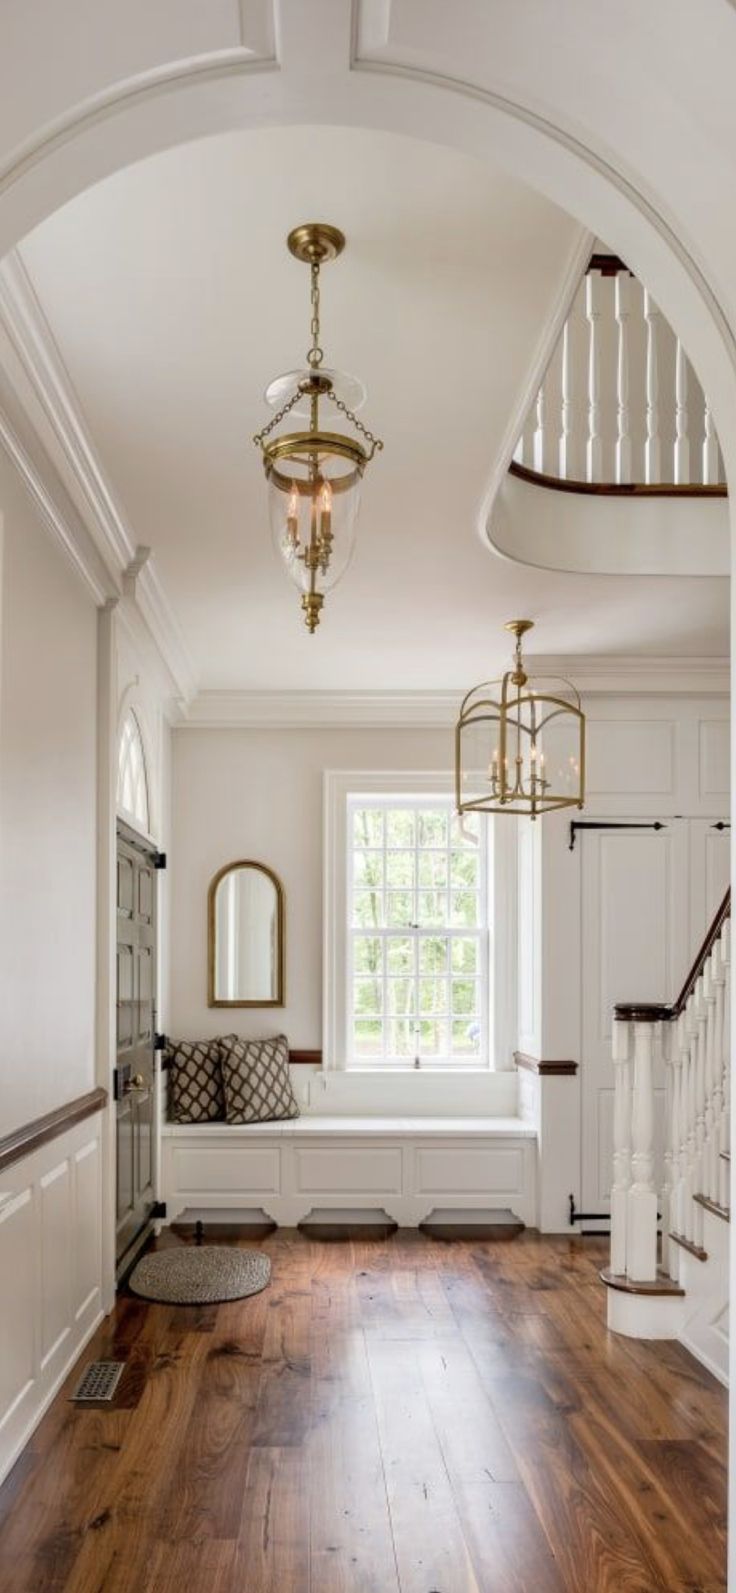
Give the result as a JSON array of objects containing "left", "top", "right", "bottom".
[
  {"left": 117, "top": 709, "right": 150, "bottom": 833},
  {"left": 348, "top": 798, "right": 489, "bottom": 1067}
]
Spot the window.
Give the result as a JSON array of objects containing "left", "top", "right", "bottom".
[
  {"left": 117, "top": 709, "right": 150, "bottom": 833},
  {"left": 347, "top": 795, "right": 489, "bottom": 1067}
]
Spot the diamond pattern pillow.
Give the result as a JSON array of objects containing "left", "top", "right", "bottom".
[
  {"left": 168, "top": 1037, "right": 233, "bottom": 1123},
  {"left": 221, "top": 1035, "right": 299, "bottom": 1123}
]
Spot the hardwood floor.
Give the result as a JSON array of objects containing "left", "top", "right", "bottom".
[{"left": 0, "top": 1229, "right": 727, "bottom": 1592}]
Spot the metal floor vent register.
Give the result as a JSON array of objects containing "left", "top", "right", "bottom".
[{"left": 71, "top": 1361, "right": 125, "bottom": 1403}]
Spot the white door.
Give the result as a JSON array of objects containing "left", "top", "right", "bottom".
[
  {"left": 580, "top": 820, "right": 689, "bottom": 1213},
  {"left": 580, "top": 817, "right": 729, "bottom": 1213}
]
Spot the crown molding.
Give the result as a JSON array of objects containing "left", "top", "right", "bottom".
[
  {"left": 0, "top": 250, "right": 197, "bottom": 704},
  {"left": 182, "top": 658, "right": 730, "bottom": 730},
  {"left": 183, "top": 690, "right": 463, "bottom": 730},
  {"left": 0, "top": 365, "right": 117, "bottom": 607},
  {"left": 529, "top": 653, "right": 730, "bottom": 696}
]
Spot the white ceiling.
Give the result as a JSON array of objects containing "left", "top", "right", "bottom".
[{"left": 17, "top": 123, "right": 729, "bottom": 690}]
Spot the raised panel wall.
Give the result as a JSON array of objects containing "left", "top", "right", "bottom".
[{"left": 0, "top": 1112, "right": 104, "bottom": 1487}]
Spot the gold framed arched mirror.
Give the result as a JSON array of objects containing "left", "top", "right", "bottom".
[{"left": 207, "top": 861, "right": 285, "bottom": 1007}]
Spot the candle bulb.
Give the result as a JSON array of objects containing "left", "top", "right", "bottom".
[
  {"left": 286, "top": 481, "right": 299, "bottom": 550},
  {"left": 318, "top": 478, "right": 333, "bottom": 572}
]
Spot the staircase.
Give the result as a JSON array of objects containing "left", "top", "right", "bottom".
[
  {"left": 512, "top": 250, "right": 727, "bottom": 493},
  {"left": 602, "top": 890, "right": 731, "bottom": 1383}
]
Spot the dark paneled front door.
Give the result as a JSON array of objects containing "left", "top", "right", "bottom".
[{"left": 115, "top": 824, "right": 157, "bottom": 1269}]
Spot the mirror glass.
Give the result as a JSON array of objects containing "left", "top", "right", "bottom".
[{"left": 209, "top": 862, "right": 284, "bottom": 1006}]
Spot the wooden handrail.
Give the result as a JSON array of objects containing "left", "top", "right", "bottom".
[
  {"left": 587, "top": 252, "right": 631, "bottom": 277},
  {"left": 0, "top": 1086, "right": 107, "bottom": 1174},
  {"left": 509, "top": 460, "right": 727, "bottom": 499},
  {"left": 615, "top": 887, "right": 730, "bottom": 1024},
  {"left": 673, "top": 887, "right": 730, "bottom": 1016}
]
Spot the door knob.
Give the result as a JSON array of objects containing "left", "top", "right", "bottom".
[{"left": 123, "top": 1072, "right": 145, "bottom": 1094}]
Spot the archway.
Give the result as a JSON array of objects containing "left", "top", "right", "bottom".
[{"left": 2, "top": 0, "right": 734, "bottom": 1569}]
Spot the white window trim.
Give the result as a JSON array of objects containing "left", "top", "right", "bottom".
[{"left": 324, "top": 769, "right": 507, "bottom": 1073}]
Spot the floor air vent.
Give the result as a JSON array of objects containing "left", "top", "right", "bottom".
[{"left": 71, "top": 1361, "right": 125, "bottom": 1403}]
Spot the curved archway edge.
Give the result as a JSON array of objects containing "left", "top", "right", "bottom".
[{"left": 2, "top": 30, "right": 736, "bottom": 481}]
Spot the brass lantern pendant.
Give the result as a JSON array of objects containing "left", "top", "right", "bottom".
[
  {"left": 254, "top": 223, "right": 383, "bottom": 633},
  {"left": 455, "top": 621, "right": 586, "bottom": 819}
]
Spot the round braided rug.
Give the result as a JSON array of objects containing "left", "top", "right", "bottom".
[{"left": 129, "top": 1245, "right": 271, "bottom": 1305}]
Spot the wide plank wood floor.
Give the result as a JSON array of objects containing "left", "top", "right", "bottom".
[{"left": 0, "top": 1229, "right": 727, "bottom": 1592}]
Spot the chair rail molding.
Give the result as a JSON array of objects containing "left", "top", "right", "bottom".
[{"left": 0, "top": 1086, "right": 107, "bottom": 1173}]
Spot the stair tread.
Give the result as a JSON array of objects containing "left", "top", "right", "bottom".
[
  {"left": 693, "top": 1192, "right": 730, "bottom": 1222},
  {"left": 600, "top": 1266, "right": 685, "bottom": 1297},
  {"left": 669, "top": 1231, "right": 708, "bottom": 1262}
]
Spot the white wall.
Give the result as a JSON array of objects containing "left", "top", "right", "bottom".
[
  {"left": 519, "top": 690, "right": 730, "bottom": 1232},
  {"left": 171, "top": 727, "right": 451, "bottom": 1045},
  {"left": 0, "top": 454, "right": 97, "bottom": 1136},
  {"left": 0, "top": 454, "right": 104, "bottom": 1485}
]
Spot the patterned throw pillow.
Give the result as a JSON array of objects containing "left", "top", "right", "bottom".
[
  {"left": 220, "top": 1035, "right": 299, "bottom": 1123},
  {"left": 168, "top": 1037, "right": 232, "bottom": 1123}
]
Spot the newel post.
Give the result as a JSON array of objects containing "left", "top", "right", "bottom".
[
  {"left": 610, "top": 1017, "right": 633, "bottom": 1276},
  {"left": 627, "top": 1017, "right": 659, "bottom": 1282}
]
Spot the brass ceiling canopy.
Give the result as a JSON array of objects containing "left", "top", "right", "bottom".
[
  {"left": 254, "top": 223, "right": 383, "bottom": 633},
  {"left": 455, "top": 620, "right": 586, "bottom": 819},
  {"left": 286, "top": 222, "right": 346, "bottom": 264}
]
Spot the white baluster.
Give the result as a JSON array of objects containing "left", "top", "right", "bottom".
[
  {"left": 719, "top": 921, "right": 731, "bottom": 1207},
  {"left": 614, "top": 272, "right": 632, "bottom": 484},
  {"left": 710, "top": 940, "right": 726, "bottom": 1204},
  {"left": 669, "top": 1014, "right": 686, "bottom": 1272},
  {"left": 683, "top": 998, "right": 699, "bottom": 1244},
  {"left": 703, "top": 399, "right": 719, "bottom": 486},
  {"left": 610, "top": 1019, "right": 632, "bottom": 1276},
  {"left": 559, "top": 319, "right": 574, "bottom": 481},
  {"left": 644, "top": 289, "right": 661, "bottom": 484},
  {"left": 626, "top": 1019, "right": 659, "bottom": 1282},
  {"left": 692, "top": 976, "right": 708, "bottom": 1246},
  {"left": 585, "top": 271, "right": 603, "bottom": 483},
  {"left": 533, "top": 382, "right": 546, "bottom": 474},
  {"left": 661, "top": 1024, "right": 675, "bottom": 1277},
  {"left": 702, "top": 955, "right": 718, "bottom": 1201},
  {"left": 674, "top": 341, "right": 690, "bottom": 485}
]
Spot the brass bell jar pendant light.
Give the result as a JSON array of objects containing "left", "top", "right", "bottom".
[
  {"left": 253, "top": 223, "right": 383, "bottom": 633},
  {"left": 455, "top": 621, "right": 586, "bottom": 819}
]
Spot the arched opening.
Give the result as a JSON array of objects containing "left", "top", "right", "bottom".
[{"left": 116, "top": 707, "right": 150, "bottom": 834}]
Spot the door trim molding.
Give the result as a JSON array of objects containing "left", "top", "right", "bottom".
[{"left": 0, "top": 1087, "right": 108, "bottom": 1173}]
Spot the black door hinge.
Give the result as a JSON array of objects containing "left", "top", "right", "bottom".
[
  {"left": 152, "top": 1201, "right": 167, "bottom": 1219},
  {"left": 154, "top": 1032, "right": 168, "bottom": 1052},
  {"left": 154, "top": 851, "right": 167, "bottom": 870}
]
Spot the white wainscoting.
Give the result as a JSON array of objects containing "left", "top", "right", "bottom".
[
  {"left": 0, "top": 1110, "right": 105, "bottom": 1487},
  {"left": 161, "top": 1117, "right": 537, "bottom": 1228}
]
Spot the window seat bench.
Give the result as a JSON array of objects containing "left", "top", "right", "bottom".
[{"left": 160, "top": 1115, "right": 537, "bottom": 1228}]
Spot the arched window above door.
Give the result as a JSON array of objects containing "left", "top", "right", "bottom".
[{"left": 117, "top": 709, "right": 150, "bottom": 834}]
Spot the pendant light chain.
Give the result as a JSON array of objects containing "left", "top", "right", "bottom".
[
  {"left": 308, "top": 259, "right": 324, "bottom": 369},
  {"left": 325, "top": 388, "right": 384, "bottom": 460},
  {"left": 252, "top": 384, "right": 303, "bottom": 448}
]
